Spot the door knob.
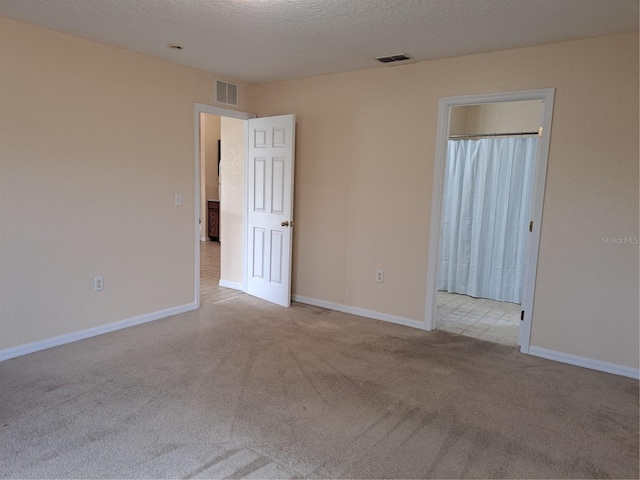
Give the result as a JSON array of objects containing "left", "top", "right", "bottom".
[{"left": 281, "top": 221, "right": 289, "bottom": 227}]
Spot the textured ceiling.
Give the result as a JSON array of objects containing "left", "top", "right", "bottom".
[{"left": 0, "top": 0, "right": 637, "bottom": 83}]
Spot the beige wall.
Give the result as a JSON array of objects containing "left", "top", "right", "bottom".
[
  {"left": 200, "top": 113, "right": 207, "bottom": 238},
  {"left": 465, "top": 100, "right": 541, "bottom": 134},
  {"left": 200, "top": 113, "right": 220, "bottom": 239},
  {"left": 0, "top": 17, "right": 254, "bottom": 349},
  {"left": 449, "top": 106, "right": 469, "bottom": 136},
  {"left": 219, "top": 117, "right": 245, "bottom": 284},
  {"left": 254, "top": 32, "right": 639, "bottom": 369},
  {"left": 451, "top": 100, "right": 541, "bottom": 135},
  {"left": 204, "top": 114, "right": 220, "bottom": 202}
]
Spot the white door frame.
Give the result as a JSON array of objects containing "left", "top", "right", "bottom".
[
  {"left": 424, "top": 88, "right": 555, "bottom": 354},
  {"left": 193, "top": 103, "right": 255, "bottom": 308}
]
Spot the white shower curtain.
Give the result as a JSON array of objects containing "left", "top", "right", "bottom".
[{"left": 438, "top": 137, "right": 537, "bottom": 304}]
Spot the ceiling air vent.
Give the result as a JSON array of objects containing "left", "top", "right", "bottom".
[
  {"left": 376, "top": 53, "right": 413, "bottom": 65},
  {"left": 216, "top": 80, "right": 238, "bottom": 106}
]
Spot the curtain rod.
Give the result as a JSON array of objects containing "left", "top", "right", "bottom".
[{"left": 449, "top": 130, "right": 540, "bottom": 140}]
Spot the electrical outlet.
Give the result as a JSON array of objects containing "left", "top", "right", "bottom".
[
  {"left": 376, "top": 269, "right": 384, "bottom": 283},
  {"left": 94, "top": 276, "right": 104, "bottom": 292},
  {"left": 174, "top": 193, "right": 182, "bottom": 206}
]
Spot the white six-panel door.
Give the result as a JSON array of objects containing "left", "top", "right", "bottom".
[{"left": 246, "top": 115, "right": 295, "bottom": 307}]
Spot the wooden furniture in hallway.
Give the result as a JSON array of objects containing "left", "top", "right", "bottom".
[{"left": 208, "top": 200, "right": 219, "bottom": 241}]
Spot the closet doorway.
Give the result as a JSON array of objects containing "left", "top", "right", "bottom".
[{"left": 425, "top": 89, "right": 555, "bottom": 353}]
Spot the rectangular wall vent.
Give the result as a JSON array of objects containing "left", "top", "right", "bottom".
[
  {"left": 376, "top": 54, "right": 413, "bottom": 64},
  {"left": 216, "top": 80, "right": 238, "bottom": 106}
]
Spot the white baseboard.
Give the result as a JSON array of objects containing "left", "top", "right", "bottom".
[
  {"left": 291, "top": 296, "right": 638, "bottom": 379},
  {"left": 292, "top": 294, "right": 427, "bottom": 330},
  {"left": 0, "top": 302, "right": 197, "bottom": 362},
  {"left": 219, "top": 279, "right": 243, "bottom": 290},
  {"left": 528, "top": 346, "right": 639, "bottom": 379},
  {"left": 200, "top": 237, "right": 208, "bottom": 242},
  {"left": 6, "top": 298, "right": 634, "bottom": 381}
]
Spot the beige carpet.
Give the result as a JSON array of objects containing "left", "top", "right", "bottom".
[{"left": 1, "top": 295, "right": 638, "bottom": 479}]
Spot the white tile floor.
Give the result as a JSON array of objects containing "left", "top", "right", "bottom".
[
  {"left": 200, "top": 240, "right": 243, "bottom": 306},
  {"left": 436, "top": 291, "right": 521, "bottom": 346}
]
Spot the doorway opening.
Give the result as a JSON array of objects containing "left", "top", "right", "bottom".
[
  {"left": 194, "top": 104, "right": 255, "bottom": 308},
  {"left": 425, "top": 89, "right": 555, "bottom": 354},
  {"left": 199, "top": 113, "right": 244, "bottom": 306},
  {"left": 194, "top": 105, "right": 296, "bottom": 309},
  {"left": 437, "top": 100, "right": 541, "bottom": 346}
]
